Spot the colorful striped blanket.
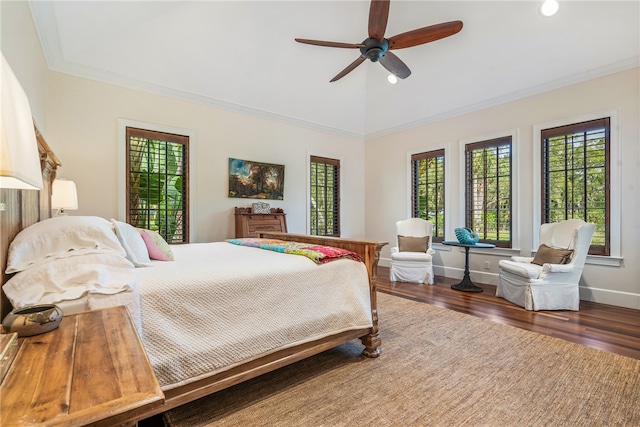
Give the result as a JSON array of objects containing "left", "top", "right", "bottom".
[{"left": 226, "top": 238, "right": 362, "bottom": 264}]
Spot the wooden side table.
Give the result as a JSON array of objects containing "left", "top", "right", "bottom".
[{"left": 0, "top": 306, "right": 164, "bottom": 427}]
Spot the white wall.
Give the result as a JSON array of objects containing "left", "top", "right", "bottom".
[
  {"left": 365, "top": 68, "right": 640, "bottom": 309},
  {"left": 1, "top": 0, "right": 49, "bottom": 132},
  {"left": 45, "top": 72, "right": 366, "bottom": 243}
]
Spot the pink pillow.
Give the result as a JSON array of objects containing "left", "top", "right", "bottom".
[{"left": 139, "top": 229, "right": 174, "bottom": 261}]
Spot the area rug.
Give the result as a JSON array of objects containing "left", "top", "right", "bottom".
[{"left": 164, "top": 293, "right": 640, "bottom": 426}]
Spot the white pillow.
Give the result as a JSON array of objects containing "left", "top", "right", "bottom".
[
  {"left": 2, "top": 253, "right": 136, "bottom": 309},
  {"left": 6, "top": 216, "right": 126, "bottom": 274},
  {"left": 111, "top": 219, "right": 152, "bottom": 267}
]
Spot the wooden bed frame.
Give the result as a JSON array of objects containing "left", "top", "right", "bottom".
[
  {"left": 148, "top": 231, "right": 387, "bottom": 419},
  {"left": 0, "top": 134, "right": 388, "bottom": 423}
]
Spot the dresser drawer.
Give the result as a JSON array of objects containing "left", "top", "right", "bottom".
[{"left": 248, "top": 218, "right": 283, "bottom": 232}]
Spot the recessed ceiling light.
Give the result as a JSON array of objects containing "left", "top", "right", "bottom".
[
  {"left": 387, "top": 74, "right": 398, "bottom": 84},
  {"left": 541, "top": 0, "right": 559, "bottom": 17}
]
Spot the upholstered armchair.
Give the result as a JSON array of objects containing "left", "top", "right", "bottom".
[
  {"left": 390, "top": 218, "right": 435, "bottom": 284},
  {"left": 496, "top": 219, "right": 595, "bottom": 311}
]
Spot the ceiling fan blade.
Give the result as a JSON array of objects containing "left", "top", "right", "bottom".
[
  {"left": 295, "top": 38, "right": 363, "bottom": 49},
  {"left": 330, "top": 55, "right": 367, "bottom": 82},
  {"left": 368, "top": 0, "right": 390, "bottom": 41},
  {"left": 379, "top": 51, "right": 411, "bottom": 79},
  {"left": 388, "top": 21, "right": 463, "bottom": 50}
]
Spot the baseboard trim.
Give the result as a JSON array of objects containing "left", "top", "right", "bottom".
[
  {"left": 380, "top": 258, "right": 499, "bottom": 286},
  {"left": 433, "top": 266, "right": 500, "bottom": 287},
  {"left": 380, "top": 258, "right": 639, "bottom": 310},
  {"left": 579, "top": 286, "right": 640, "bottom": 310}
]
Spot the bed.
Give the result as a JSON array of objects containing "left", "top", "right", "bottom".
[{"left": 0, "top": 136, "right": 386, "bottom": 423}]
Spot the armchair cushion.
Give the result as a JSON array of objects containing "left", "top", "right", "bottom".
[
  {"left": 531, "top": 244, "right": 573, "bottom": 266},
  {"left": 391, "top": 251, "right": 433, "bottom": 262},
  {"left": 397, "top": 235, "right": 429, "bottom": 253},
  {"left": 541, "top": 263, "right": 576, "bottom": 274},
  {"left": 498, "top": 259, "right": 542, "bottom": 279}
]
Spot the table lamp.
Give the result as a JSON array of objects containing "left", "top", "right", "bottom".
[{"left": 52, "top": 179, "right": 78, "bottom": 216}]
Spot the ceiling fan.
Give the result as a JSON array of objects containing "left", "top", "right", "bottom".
[{"left": 295, "top": 0, "right": 463, "bottom": 82}]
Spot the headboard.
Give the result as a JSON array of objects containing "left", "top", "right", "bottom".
[{"left": 0, "top": 125, "right": 60, "bottom": 318}]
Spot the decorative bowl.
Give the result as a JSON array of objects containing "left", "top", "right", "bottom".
[
  {"left": 454, "top": 227, "right": 480, "bottom": 245},
  {"left": 2, "top": 304, "right": 63, "bottom": 337}
]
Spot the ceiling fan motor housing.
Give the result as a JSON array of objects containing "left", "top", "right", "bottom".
[{"left": 360, "top": 38, "right": 389, "bottom": 62}]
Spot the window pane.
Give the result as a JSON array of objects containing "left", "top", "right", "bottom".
[
  {"left": 411, "top": 150, "right": 445, "bottom": 241},
  {"left": 542, "top": 118, "right": 609, "bottom": 255},
  {"left": 465, "top": 137, "right": 512, "bottom": 248},
  {"left": 127, "top": 128, "right": 188, "bottom": 243},
  {"left": 310, "top": 156, "right": 340, "bottom": 237}
]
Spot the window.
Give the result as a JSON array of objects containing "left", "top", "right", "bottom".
[
  {"left": 411, "top": 149, "right": 445, "bottom": 242},
  {"left": 310, "top": 156, "right": 340, "bottom": 236},
  {"left": 541, "top": 118, "right": 609, "bottom": 256},
  {"left": 126, "top": 127, "right": 189, "bottom": 243},
  {"left": 465, "top": 137, "right": 512, "bottom": 248}
]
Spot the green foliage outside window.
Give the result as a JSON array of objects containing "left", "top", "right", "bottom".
[
  {"left": 128, "top": 129, "right": 187, "bottom": 243},
  {"left": 412, "top": 150, "right": 445, "bottom": 241},
  {"left": 465, "top": 138, "right": 512, "bottom": 247},
  {"left": 310, "top": 157, "right": 339, "bottom": 237},
  {"left": 542, "top": 118, "right": 609, "bottom": 255}
]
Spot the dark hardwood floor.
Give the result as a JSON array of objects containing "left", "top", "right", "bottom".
[{"left": 376, "top": 266, "right": 640, "bottom": 360}]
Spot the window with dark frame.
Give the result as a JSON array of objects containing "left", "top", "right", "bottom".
[
  {"left": 126, "top": 127, "right": 189, "bottom": 243},
  {"left": 465, "top": 137, "right": 512, "bottom": 248},
  {"left": 310, "top": 156, "right": 340, "bottom": 237},
  {"left": 411, "top": 149, "right": 445, "bottom": 243},
  {"left": 541, "top": 118, "right": 610, "bottom": 256}
]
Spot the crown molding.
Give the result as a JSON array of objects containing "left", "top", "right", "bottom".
[
  {"left": 27, "top": 1, "right": 638, "bottom": 142},
  {"left": 364, "top": 57, "right": 639, "bottom": 141}
]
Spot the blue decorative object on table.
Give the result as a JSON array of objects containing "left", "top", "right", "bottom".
[{"left": 454, "top": 227, "right": 480, "bottom": 245}]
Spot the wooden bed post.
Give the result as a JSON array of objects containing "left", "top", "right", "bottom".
[
  {"left": 259, "top": 232, "right": 387, "bottom": 358},
  {"left": 353, "top": 239, "right": 385, "bottom": 358}
]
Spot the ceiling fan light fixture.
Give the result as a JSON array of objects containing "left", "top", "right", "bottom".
[
  {"left": 387, "top": 74, "right": 398, "bottom": 84},
  {"left": 540, "top": 0, "right": 559, "bottom": 17}
]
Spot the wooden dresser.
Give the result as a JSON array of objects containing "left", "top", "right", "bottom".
[{"left": 235, "top": 207, "right": 287, "bottom": 238}]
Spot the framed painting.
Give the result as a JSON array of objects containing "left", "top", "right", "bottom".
[{"left": 228, "top": 157, "right": 285, "bottom": 200}]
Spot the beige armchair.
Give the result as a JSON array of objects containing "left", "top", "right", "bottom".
[
  {"left": 496, "top": 219, "right": 595, "bottom": 311},
  {"left": 390, "top": 218, "right": 435, "bottom": 284}
]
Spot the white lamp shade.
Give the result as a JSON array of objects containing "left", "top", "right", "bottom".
[
  {"left": 52, "top": 179, "right": 78, "bottom": 210},
  {"left": 0, "top": 54, "right": 43, "bottom": 190}
]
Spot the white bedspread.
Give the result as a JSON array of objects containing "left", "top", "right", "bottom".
[{"left": 135, "top": 242, "right": 373, "bottom": 391}]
